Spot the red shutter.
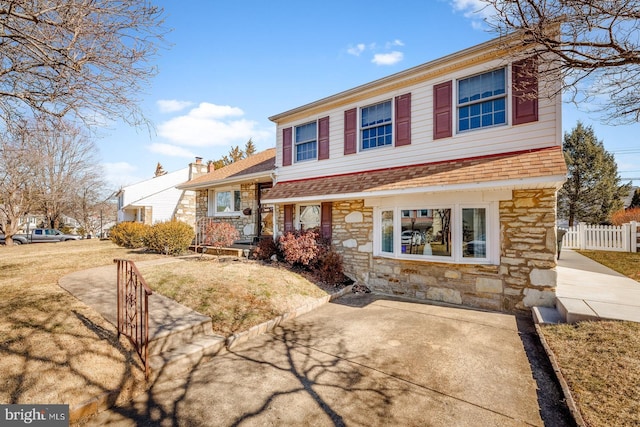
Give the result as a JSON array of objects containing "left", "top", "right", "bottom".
[
  {"left": 395, "top": 93, "right": 411, "bottom": 146},
  {"left": 284, "top": 204, "right": 294, "bottom": 233},
  {"left": 321, "top": 202, "right": 332, "bottom": 242},
  {"left": 344, "top": 108, "right": 357, "bottom": 155},
  {"left": 512, "top": 58, "right": 539, "bottom": 125},
  {"left": 433, "top": 81, "right": 452, "bottom": 140},
  {"left": 318, "top": 116, "right": 330, "bottom": 160},
  {"left": 282, "top": 127, "right": 292, "bottom": 166}
]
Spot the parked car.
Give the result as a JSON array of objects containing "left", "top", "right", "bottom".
[
  {"left": 401, "top": 230, "right": 424, "bottom": 245},
  {"left": 0, "top": 228, "right": 81, "bottom": 245}
]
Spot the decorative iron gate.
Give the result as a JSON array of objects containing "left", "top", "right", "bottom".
[{"left": 115, "top": 259, "right": 152, "bottom": 378}]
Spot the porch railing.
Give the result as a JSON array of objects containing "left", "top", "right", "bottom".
[{"left": 114, "top": 258, "right": 152, "bottom": 379}]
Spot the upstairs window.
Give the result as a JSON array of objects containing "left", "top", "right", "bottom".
[
  {"left": 361, "top": 100, "right": 392, "bottom": 150},
  {"left": 295, "top": 122, "right": 317, "bottom": 162},
  {"left": 458, "top": 68, "right": 506, "bottom": 132}
]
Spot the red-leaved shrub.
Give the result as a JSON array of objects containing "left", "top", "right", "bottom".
[
  {"left": 253, "top": 236, "right": 279, "bottom": 261},
  {"left": 315, "top": 248, "right": 345, "bottom": 286},
  {"left": 611, "top": 207, "right": 640, "bottom": 225},
  {"left": 203, "top": 222, "right": 239, "bottom": 255},
  {"left": 278, "top": 230, "right": 320, "bottom": 266}
]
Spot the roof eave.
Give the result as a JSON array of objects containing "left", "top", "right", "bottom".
[
  {"left": 262, "top": 175, "right": 567, "bottom": 204},
  {"left": 177, "top": 170, "right": 274, "bottom": 190}
]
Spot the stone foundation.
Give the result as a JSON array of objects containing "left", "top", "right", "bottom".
[{"left": 274, "top": 188, "right": 558, "bottom": 313}]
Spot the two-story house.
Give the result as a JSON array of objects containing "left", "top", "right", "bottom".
[{"left": 263, "top": 35, "right": 567, "bottom": 312}]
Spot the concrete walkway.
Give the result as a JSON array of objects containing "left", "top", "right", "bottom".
[
  {"left": 84, "top": 294, "right": 571, "bottom": 426},
  {"left": 556, "top": 249, "right": 640, "bottom": 323}
]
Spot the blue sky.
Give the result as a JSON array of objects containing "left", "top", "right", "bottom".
[{"left": 100, "top": 0, "right": 640, "bottom": 189}]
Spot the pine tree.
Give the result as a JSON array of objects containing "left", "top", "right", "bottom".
[
  {"left": 629, "top": 188, "right": 640, "bottom": 209},
  {"left": 244, "top": 138, "right": 257, "bottom": 157},
  {"left": 558, "top": 122, "right": 631, "bottom": 226}
]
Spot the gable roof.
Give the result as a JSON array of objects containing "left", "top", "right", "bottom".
[
  {"left": 263, "top": 146, "right": 567, "bottom": 203},
  {"left": 178, "top": 148, "right": 276, "bottom": 190}
]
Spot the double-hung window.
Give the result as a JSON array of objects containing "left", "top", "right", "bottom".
[
  {"left": 376, "top": 204, "right": 491, "bottom": 263},
  {"left": 457, "top": 68, "right": 506, "bottom": 132},
  {"left": 208, "top": 188, "right": 241, "bottom": 216},
  {"left": 295, "top": 122, "right": 317, "bottom": 162},
  {"left": 361, "top": 100, "right": 392, "bottom": 150}
]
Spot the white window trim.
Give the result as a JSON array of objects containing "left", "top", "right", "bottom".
[
  {"left": 455, "top": 66, "right": 508, "bottom": 134},
  {"left": 373, "top": 203, "right": 497, "bottom": 264},
  {"left": 360, "top": 98, "right": 394, "bottom": 152},
  {"left": 208, "top": 187, "right": 242, "bottom": 217},
  {"left": 294, "top": 121, "right": 318, "bottom": 163}
]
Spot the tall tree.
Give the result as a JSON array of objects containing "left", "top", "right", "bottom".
[
  {"left": 0, "top": 123, "right": 38, "bottom": 245},
  {"left": 0, "top": 0, "right": 165, "bottom": 126},
  {"left": 28, "top": 119, "right": 104, "bottom": 229},
  {"left": 480, "top": 0, "right": 640, "bottom": 124},
  {"left": 630, "top": 188, "right": 640, "bottom": 209},
  {"left": 210, "top": 139, "right": 257, "bottom": 170},
  {"left": 558, "top": 122, "right": 630, "bottom": 225}
]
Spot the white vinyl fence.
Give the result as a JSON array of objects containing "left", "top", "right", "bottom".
[{"left": 560, "top": 222, "right": 639, "bottom": 252}]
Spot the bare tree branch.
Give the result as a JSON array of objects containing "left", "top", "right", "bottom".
[{"left": 481, "top": 0, "right": 640, "bottom": 124}]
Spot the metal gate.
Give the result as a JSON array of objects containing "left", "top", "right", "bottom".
[{"left": 115, "top": 259, "right": 152, "bottom": 378}]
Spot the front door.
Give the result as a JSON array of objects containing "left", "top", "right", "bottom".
[{"left": 258, "top": 183, "right": 273, "bottom": 237}]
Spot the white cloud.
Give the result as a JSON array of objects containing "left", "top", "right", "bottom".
[
  {"left": 347, "top": 43, "right": 366, "bottom": 56},
  {"left": 157, "top": 99, "right": 194, "bottom": 113},
  {"left": 450, "top": 0, "right": 497, "bottom": 27},
  {"left": 386, "top": 39, "right": 404, "bottom": 48},
  {"left": 157, "top": 102, "right": 271, "bottom": 148},
  {"left": 372, "top": 51, "right": 404, "bottom": 66},
  {"left": 147, "top": 143, "right": 196, "bottom": 158}
]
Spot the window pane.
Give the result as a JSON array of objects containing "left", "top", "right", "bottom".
[
  {"left": 295, "top": 122, "right": 317, "bottom": 161},
  {"left": 234, "top": 190, "right": 241, "bottom": 212},
  {"left": 216, "top": 191, "right": 231, "bottom": 213},
  {"left": 463, "top": 208, "right": 486, "bottom": 258},
  {"left": 381, "top": 210, "right": 394, "bottom": 253},
  {"left": 299, "top": 205, "right": 320, "bottom": 230},
  {"left": 457, "top": 68, "right": 506, "bottom": 132},
  {"left": 399, "top": 209, "right": 451, "bottom": 257}
]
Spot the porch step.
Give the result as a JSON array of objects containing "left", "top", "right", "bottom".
[
  {"left": 149, "top": 334, "right": 226, "bottom": 381},
  {"left": 556, "top": 297, "right": 599, "bottom": 324},
  {"left": 149, "top": 317, "right": 215, "bottom": 356}
]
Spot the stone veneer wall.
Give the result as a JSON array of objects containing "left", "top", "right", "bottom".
[
  {"left": 325, "top": 189, "right": 558, "bottom": 313},
  {"left": 194, "top": 183, "right": 260, "bottom": 239},
  {"left": 174, "top": 190, "right": 197, "bottom": 227}
]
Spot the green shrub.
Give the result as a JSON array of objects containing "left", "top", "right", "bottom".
[
  {"left": 145, "top": 220, "right": 195, "bottom": 255},
  {"left": 109, "top": 221, "right": 150, "bottom": 249}
]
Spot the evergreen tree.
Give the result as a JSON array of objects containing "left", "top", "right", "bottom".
[
  {"left": 209, "top": 139, "right": 257, "bottom": 170},
  {"left": 629, "top": 188, "right": 640, "bottom": 209},
  {"left": 558, "top": 122, "right": 631, "bottom": 226},
  {"left": 244, "top": 138, "right": 257, "bottom": 157}
]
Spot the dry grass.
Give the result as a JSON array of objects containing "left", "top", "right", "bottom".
[
  {"left": 0, "top": 240, "right": 340, "bottom": 411},
  {"left": 138, "top": 257, "right": 332, "bottom": 336},
  {"left": 577, "top": 250, "right": 640, "bottom": 282},
  {"left": 0, "top": 239, "right": 168, "bottom": 408},
  {"left": 542, "top": 321, "right": 640, "bottom": 426}
]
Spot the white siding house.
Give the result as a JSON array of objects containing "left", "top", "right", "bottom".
[
  {"left": 116, "top": 167, "right": 192, "bottom": 225},
  {"left": 264, "top": 34, "right": 567, "bottom": 313}
]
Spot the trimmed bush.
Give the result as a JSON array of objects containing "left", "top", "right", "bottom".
[
  {"left": 253, "top": 236, "right": 279, "bottom": 261},
  {"left": 109, "top": 221, "right": 150, "bottom": 249},
  {"left": 278, "top": 230, "right": 320, "bottom": 266},
  {"left": 145, "top": 220, "right": 195, "bottom": 255},
  {"left": 314, "top": 248, "right": 345, "bottom": 286}
]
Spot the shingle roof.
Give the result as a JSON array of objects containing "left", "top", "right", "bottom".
[
  {"left": 180, "top": 148, "right": 275, "bottom": 189},
  {"left": 263, "top": 146, "right": 567, "bottom": 202}
]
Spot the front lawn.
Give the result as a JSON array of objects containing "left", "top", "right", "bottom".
[{"left": 577, "top": 250, "right": 640, "bottom": 281}]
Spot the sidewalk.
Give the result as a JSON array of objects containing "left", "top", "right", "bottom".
[{"left": 556, "top": 249, "right": 640, "bottom": 323}]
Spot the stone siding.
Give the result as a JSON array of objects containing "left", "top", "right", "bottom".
[
  {"left": 273, "top": 189, "right": 558, "bottom": 313},
  {"left": 195, "top": 183, "right": 260, "bottom": 239},
  {"left": 500, "top": 188, "right": 558, "bottom": 310}
]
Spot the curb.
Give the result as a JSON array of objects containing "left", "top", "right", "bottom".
[
  {"left": 533, "top": 322, "right": 587, "bottom": 427},
  {"left": 70, "top": 283, "right": 354, "bottom": 424}
]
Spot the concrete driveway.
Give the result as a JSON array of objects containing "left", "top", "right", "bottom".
[{"left": 85, "top": 294, "right": 571, "bottom": 426}]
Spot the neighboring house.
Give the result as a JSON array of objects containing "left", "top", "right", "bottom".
[
  {"left": 116, "top": 161, "right": 207, "bottom": 226},
  {"left": 263, "top": 35, "right": 567, "bottom": 312},
  {"left": 177, "top": 148, "right": 276, "bottom": 244}
]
